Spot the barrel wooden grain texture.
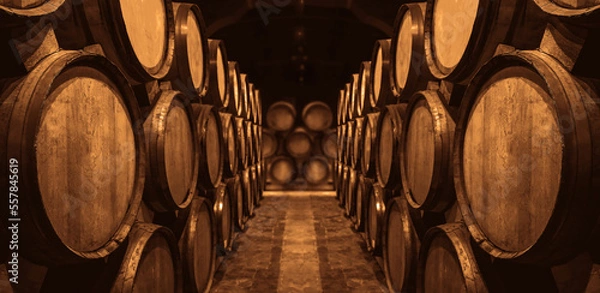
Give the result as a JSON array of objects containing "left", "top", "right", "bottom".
[
  {"left": 241, "top": 168, "right": 255, "bottom": 218},
  {"left": 143, "top": 90, "right": 198, "bottom": 213},
  {"left": 302, "top": 101, "right": 333, "bottom": 132},
  {"left": 167, "top": 3, "right": 208, "bottom": 97},
  {"left": 219, "top": 112, "right": 238, "bottom": 178},
  {"left": 269, "top": 155, "right": 297, "bottom": 185},
  {"left": 346, "top": 120, "right": 355, "bottom": 168},
  {"left": 0, "top": 50, "right": 145, "bottom": 265},
  {"left": 246, "top": 83, "right": 255, "bottom": 122},
  {"left": 339, "top": 165, "right": 350, "bottom": 207},
  {"left": 225, "top": 175, "right": 246, "bottom": 231},
  {"left": 365, "top": 183, "right": 389, "bottom": 256},
  {"left": 361, "top": 112, "right": 380, "bottom": 177},
  {"left": 383, "top": 196, "right": 421, "bottom": 293},
  {"left": 237, "top": 74, "right": 250, "bottom": 118},
  {"left": 262, "top": 128, "right": 278, "bottom": 158},
  {"left": 391, "top": 2, "right": 434, "bottom": 101},
  {"left": 370, "top": 39, "right": 397, "bottom": 109},
  {"left": 234, "top": 116, "right": 247, "bottom": 169},
  {"left": 348, "top": 74, "right": 360, "bottom": 121},
  {"left": 401, "top": 90, "right": 456, "bottom": 213},
  {"left": 337, "top": 89, "right": 346, "bottom": 125},
  {"left": 252, "top": 124, "right": 261, "bottom": 165},
  {"left": 250, "top": 165, "right": 261, "bottom": 206},
  {"left": 303, "top": 155, "right": 330, "bottom": 185},
  {"left": 178, "top": 197, "right": 217, "bottom": 293},
  {"left": 340, "top": 84, "right": 351, "bottom": 124},
  {"left": 358, "top": 61, "right": 373, "bottom": 115},
  {"left": 351, "top": 117, "right": 364, "bottom": 171},
  {"left": 227, "top": 61, "right": 241, "bottom": 115},
  {"left": 267, "top": 101, "right": 296, "bottom": 132},
  {"left": 244, "top": 120, "right": 255, "bottom": 165},
  {"left": 454, "top": 50, "right": 600, "bottom": 264},
  {"left": 345, "top": 168, "right": 359, "bottom": 218},
  {"left": 339, "top": 123, "right": 348, "bottom": 165},
  {"left": 111, "top": 223, "right": 182, "bottom": 293},
  {"left": 285, "top": 127, "right": 313, "bottom": 159},
  {"left": 204, "top": 39, "right": 229, "bottom": 108},
  {"left": 253, "top": 89, "right": 263, "bottom": 125},
  {"left": 376, "top": 104, "right": 407, "bottom": 189},
  {"left": 534, "top": 0, "right": 600, "bottom": 27},
  {"left": 321, "top": 128, "right": 337, "bottom": 160},
  {"left": 210, "top": 184, "right": 234, "bottom": 252},
  {"left": 193, "top": 104, "right": 224, "bottom": 190},
  {"left": 353, "top": 176, "right": 374, "bottom": 232},
  {"left": 416, "top": 223, "right": 489, "bottom": 293}
]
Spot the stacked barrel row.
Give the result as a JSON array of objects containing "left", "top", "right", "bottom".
[
  {"left": 262, "top": 101, "right": 337, "bottom": 190},
  {"left": 336, "top": 1, "right": 600, "bottom": 292},
  {"left": 0, "top": 1, "right": 263, "bottom": 292}
]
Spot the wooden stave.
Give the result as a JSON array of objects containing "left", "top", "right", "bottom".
[
  {"left": 209, "top": 184, "right": 234, "bottom": 252},
  {"left": 244, "top": 120, "right": 255, "bottom": 166},
  {"left": 358, "top": 61, "right": 373, "bottom": 115},
  {"left": 167, "top": 3, "right": 209, "bottom": 97},
  {"left": 237, "top": 73, "right": 250, "bottom": 118},
  {"left": 245, "top": 82, "right": 255, "bottom": 122},
  {"left": 255, "top": 89, "right": 263, "bottom": 126},
  {"left": 193, "top": 104, "right": 224, "bottom": 190},
  {"left": 416, "top": 223, "right": 489, "bottom": 293},
  {"left": 0, "top": 50, "right": 145, "bottom": 265},
  {"left": 339, "top": 165, "right": 350, "bottom": 208},
  {"left": 339, "top": 123, "right": 348, "bottom": 166},
  {"left": 204, "top": 39, "right": 229, "bottom": 108},
  {"left": 341, "top": 83, "right": 351, "bottom": 124},
  {"left": 219, "top": 112, "right": 239, "bottom": 178},
  {"left": 391, "top": 2, "right": 434, "bottom": 101},
  {"left": 400, "top": 89, "right": 456, "bottom": 213},
  {"left": 111, "top": 222, "right": 183, "bottom": 293},
  {"left": 226, "top": 61, "right": 241, "bottom": 115},
  {"left": 266, "top": 101, "right": 297, "bottom": 132},
  {"left": 143, "top": 90, "right": 199, "bottom": 213},
  {"left": 375, "top": 104, "right": 407, "bottom": 189},
  {"left": 250, "top": 165, "right": 261, "bottom": 206},
  {"left": 241, "top": 168, "right": 255, "bottom": 218},
  {"left": 234, "top": 116, "right": 247, "bottom": 170},
  {"left": 365, "top": 183, "right": 388, "bottom": 256},
  {"left": 344, "top": 168, "right": 359, "bottom": 218},
  {"left": 453, "top": 50, "right": 600, "bottom": 265},
  {"left": 353, "top": 175, "right": 374, "bottom": 232},
  {"left": 252, "top": 124, "right": 261, "bottom": 165},
  {"left": 347, "top": 74, "right": 360, "bottom": 121},
  {"left": 345, "top": 121, "right": 356, "bottom": 168},
  {"left": 301, "top": 101, "right": 333, "bottom": 132},
  {"left": 370, "top": 39, "right": 397, "bottom": 109},
  {"left": 361, "top": 112, "right": 380, "bottom": 178},
  {"left": 225, "top": 175, "right": 246, "bottom": 231},
  {"left": 351, "top": 117, "right": 365, "bottom": 172},
  {"left": 337, "top": 89, "right": 346, "bottom": 126}
]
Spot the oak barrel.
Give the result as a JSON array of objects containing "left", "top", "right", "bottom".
[
  {"left": 401, "top": 90, "right": 455, "bottom": 213},
  {"left": 204, "top": 39, "right": 229, "bottom": 108},
  {"left": 321, "top": 128, "right": 337, "bottom": 160},
  {"left": 241, "top": 168, "right": 255, "bottom": 218},
  {"left": 193, "top": 104, "right": 224, "bottom": 190},
  {"left": 219, "top": 112, "right": 238, "bottom": 178},
  {"left": 253, "top": 89, "right": 263, "bottom": 125},
  {"left": 266, "top": 101, "right": 296, "bottom": 132},
  {"left": 533, "top": 0, "right": 600, "bottom": 27},
  {"left": 376, "top": 104, "right": 407, "bottom": 189},
  {"left": 227, "top": 61, "right": 241, "bottom": 115},
  {"left": 454, "top": 50, "right": 600, "bottom": 264},
  {"left": 344, "top": 168, "right": 359, "bottom": 218},
  {"left": 353, "top": 176, "right": 374, "bottom": 232},
  {"left": 238, "top": 74, "right": 250, "bottom": 118},
  {"left": 262, "top": 128, "right": 278, "bottom": 158},
  {"left": 225, "top": 175, "right": 246, "bottom": 231},
  {"left": 0, "top": 0, "right": 65, "bottom": 20},
  {"left": 143, "top": 90, "right": 198, "bottom": 212},
  {"left": 234, "top": 116, "right": 247, "bottom": 169},
  {"left": 361, "top": 112, "right": 380, "bottom": 177},
  {"left": 345, "top": 121, "right": 355, "bottom": 168},
  {"left": 302, "top": 101, "right": 333, "bottom": 132},
  {"left": 303, "top": 155, "right": 330, "bottom": 185},
  {"left": 370, "top": 39, "right": 396, "bottom": 108},
  {"left": 365, "top": 183, "right": 388, "bottom": 255},
  {"left": 244, "top": 120, "right": 255, "bottom": 165},
  {"left": 351, "top": 117, "right": 364, "bottom": 171},
  {"left": 167, "top": 3, "right": 208, "bottom": 96},
  {"left": 209, "top": 184, "right": 234, "bottom": 252},
  {"left": 269, "top": 156, "right": 297, "bottom": 185},
  {"left": 348, "top": 74, "right": 360, "bottom": 121},
  {"left": 337, "top": 89, "right": 346, "bottom": 126},
  {"left": 285, "top": 127, "right": 313, "bottom": 158},
  {"left": 0, "top": 50, "right": 145, "bottom": 265},
  {"left": 111, "top": 223, "right": 182, "bottom": 293},
  {"left": 358, "top": 61, "right": 373, "bottom": 115}
]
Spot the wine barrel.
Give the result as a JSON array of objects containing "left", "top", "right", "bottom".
[
  {"left": 348, "top": 74, "right": 360, "bottom": 121},
  {"left": 358, "top": 61, "right": 373, "bottom": 115},
  {"left": 269, "top": 156, "right": 297, "bottom": 185},
  {"left": 210, "top": 184, "right": 234, "bottom": 252},
  {"left": 345, "top": 168, "right": 359, "bottom": 218},
  {"left": 266, "top": 101, "right": 296, "bottom": 132},
  {"left": 303, "top": 155, "right": 330, "bottom": 185},
  {"left": 244, "top": 120, "right": 255, "bottom": 165},
  {"left": 454, "top": 50, "right": 600, "bottom": 264},
  {"left": 370, "top": 39, "right": 396, "bottom": 109},
  {"left": 0, "top": 50, "right": 144, "bottom": 265},
  {"left": 193, "top": 104, "right": 224, "bottom": 190},
  {"left": 391, "top": 2, "right": 433, "bottom": 101},
  {"left": 351, "top": 117, "right": 365, "bottom": 171},
  {"left": 178, "top": 197, "right": 217, "bottom": 293},
  {"left": 254, "top": 89, "right": 263, "bottom": 126},
  {"left": 321, "top": 128, "right": 337, "bottom": 160},
  {"left": 365, "top": 183, "right": 388, "bottom": 255},
  {"left": 383, "top": 196, "right": 421, "bottom": 293},
  {"left": 353, "top": 176, "right": 374, "bottom": 232},
  {"left": 167, "top": 3, "right": 208, "bottom": 96},
  {"left": 219, "top": 112, "right": 238, "bottom": 178},
  {"left": 340, "top": 84, "right": 351, "bottom": 125},
  {"left": 0, "top": 0, "right": 65, "bottom": 20},
  {"left": 252, "top": 124, "right": 261, "bottom": 165},
  {"left": 424, "top": 0, "right": 544, "bottom": 84},
  {"left": 225, "top": 175, "right": 246, "bottom": 231},
  {"left": 338, "top": 123, "right": 348, "bottom": 165},
  {"left": 302, "top": 101, "right": 333, "bottom": 132},
  {"left": 262, "top": 128, "right": 278, "bottom": 158},
  {"left": 245, "top": 82, "right": 255, "bottom": 122},
  {"left": 111, "top": 223, "right": 182, "bottom": 293},
  {"left": 361, "top": 112, "right": 380, "bottom": 177},
  {"left": 337, "top": 89, "right": 346, "bottom": 126},
  {"left": 204, "top": 39, "right": 229, "bottom": 108},
  {"left": 144, "top": 90, "right": 198, "bottom": 212},
  {"left": 345, "top": 121, "right": 355, "bottom": 168},
  {"left": 401, "top": 90, "right": 455, "bottom": 213},
  {"left": 376, "top": 104, "right": 407, "bottom": 189},
  {"left": 227, "top": 61, "right": 241, "bottom": 115},
  {"left": 241, "top": 168, "right": 255, "bottom": 218},
  {"left": 256, "top": 162, "right": 265, "bottom": 199},
  {"left": 533, "top": 0, "right": 600, "bottom": 27},
  {"left": 234, "top": 116, "right": 247, "bottom": 169},
  {"left": 339, "top": 165, "right": 350, "bottom": 207},
  {"left": 285, "top": 127, "right": 313, "bottom": 158},
  {"left": 417, "top": 223, "right": 489, "bottom": 292}
]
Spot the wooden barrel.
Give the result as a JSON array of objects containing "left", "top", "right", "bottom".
[
  {"left": 254, "top": 89, "right": 263, "bottom": 126},
  {"left": 0, "top": 50, "right": 144, "bottom": 265},
  {"left": 383, "top": 196, "right": 421, "bottom": 293},
  {"left": 234, "top": 116, "right": 247, "bottom": 169},
  {"left": 416, "top": 223, "right": 489, "bottom": 292},
  {"left": 219, "top": 112, "right": 238, "bottom": 178},
  {"left": 111, "top": 223, "right": 182, "bottom": 292},
  {"left": 340, "top": 84, "right": 352, "bottom": 124},
  {"left": 241, "top": 168, "right": 255, "bottom": 217},
  {"left": 400, "top": 90, "right": 455, "bottom": 213},
  {"left": 376, "top": 104, "right": 407, "bottom": 189},
  {"left": 285, "top": 127, "right": 313, "bottom": 158},
  {"left": 344, "top": 168, "right": 359, "bottom": 218},
  {"left": 252, "top": 124, "right": 261, "bottom": 165},
  {"left": 339, "top": 165, "right": 350, "bottom": 207},
  {"left": 144, "top": 90, "right": 198, "bottom": 212},
  {"left": 358, "top": 61, "right": 373, "bottom": 115},
  {"left": 262, "top": 128, "right": 278, "bottom": 158},
  {"left": 245, "top": 83, "right": 254, "bottom": 122},
  {"left": 353, "top": 176, "right": 374, "bottom": 232},
  {"left": 365, "top": 183, "right": 388, "bottom": 255},
  {"left": 302, "top": 101, "right": 333, "bottom": 132},
  {"left": 454, "top": 50, "right": 600, "bottom": 264},
  {"left": 0, "top": 0, "right": 65, "bottom": 20},
  {"left": 303, "top": 155, "right": 330, "bottom": 185},
  {"left": 533, "top": 0, "right": 600, "bottom": 27},
  {"left": 351, "top": 117, "right": 364, "bottom": 171},
  {"left": 227, "top": 61, "right": 241, "bottom": 115},
  {"left": 225, "top": 175, "right": 246, "bottom": 231},
  {"left": 391, "top": 3, "right": 433, "bottom": 101},
  {"left": 244, "top": 120, "right": 255, "bottom": 165},
  {"left": 345, "top": 121, "right": 355, "bottom": 168},
  {"left": 321, "top": 128, "right": 337, "bottom": 160},
  {"left": 348, "top": 74, "right": 360, "bottom": 121},
  {"left": 250, "top": 165, "right": 261, "bottom": 205},
  {"left": 256, "top": 162, "right": 265, "bottom": 199},
  {"left": 167, "top": 3, "right": 208, "bottom": 96},
  {"left": 178, "top": 197, "right": 217, "bottom": 293},
  {"left": 424, "top": 0, "right": 544, "bottom": 84},
  {"left": 204, "top": 39, "right": 229, "bottom": 108},
  {"left": 337, "top": 89, "right": 346, "bottom": 126},
  {"left": 269, "top": 156, "right": 297, "bottom": 185},
  {"left": 193, "top": 104, "right": 224, "bottom": 190},
  {"left": 338, "top": 123, "right": 348, "bottom": 165},
  {"left": 209, "top": 184, "right": 234, "bottom": 252},
  {"left": 266, "top": 101, "right": 296, "bottom": 132},
  {"left": 361, "top": 112, "right": 380, "bottom": 177},
  {"left": 370, "top": 39, "right": 396, "bottom": 109}
]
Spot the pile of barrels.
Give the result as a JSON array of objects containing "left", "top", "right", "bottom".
[
  {"left": 262, "top": 101, "right": 337, "bottom": 190},
  {"left": 336, "top": 1, "right": 600, "bottom": 292},
  {"left": 0, "top": 1, "right": 264, "bottom": 292}
]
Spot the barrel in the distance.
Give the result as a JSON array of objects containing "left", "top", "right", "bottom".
[
  {"left": 285, "top": 128, "right": 313, "bottom": 158},
  {"left": 303, "top": 156, "right": 330, "bottom": 185},
  {"left": 269, "top": 156, "right": 297, "bottom": 185},
  {"left": 266, "top": 101, "right": 296, "bottom": 132},
  {"left": 302, "top": 101, "right": 333, "bottom": 132},
  {"left": 321, "top": 129, "right": 337, "bottom": 160}
]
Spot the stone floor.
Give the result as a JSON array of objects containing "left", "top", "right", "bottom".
[{"left": 210, "top": 192, "right": 388, "bottom": 293}]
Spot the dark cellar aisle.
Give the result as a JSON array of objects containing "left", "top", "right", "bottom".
[{"left": 210, "top": 192, "right": 388, "bottom": 293}]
